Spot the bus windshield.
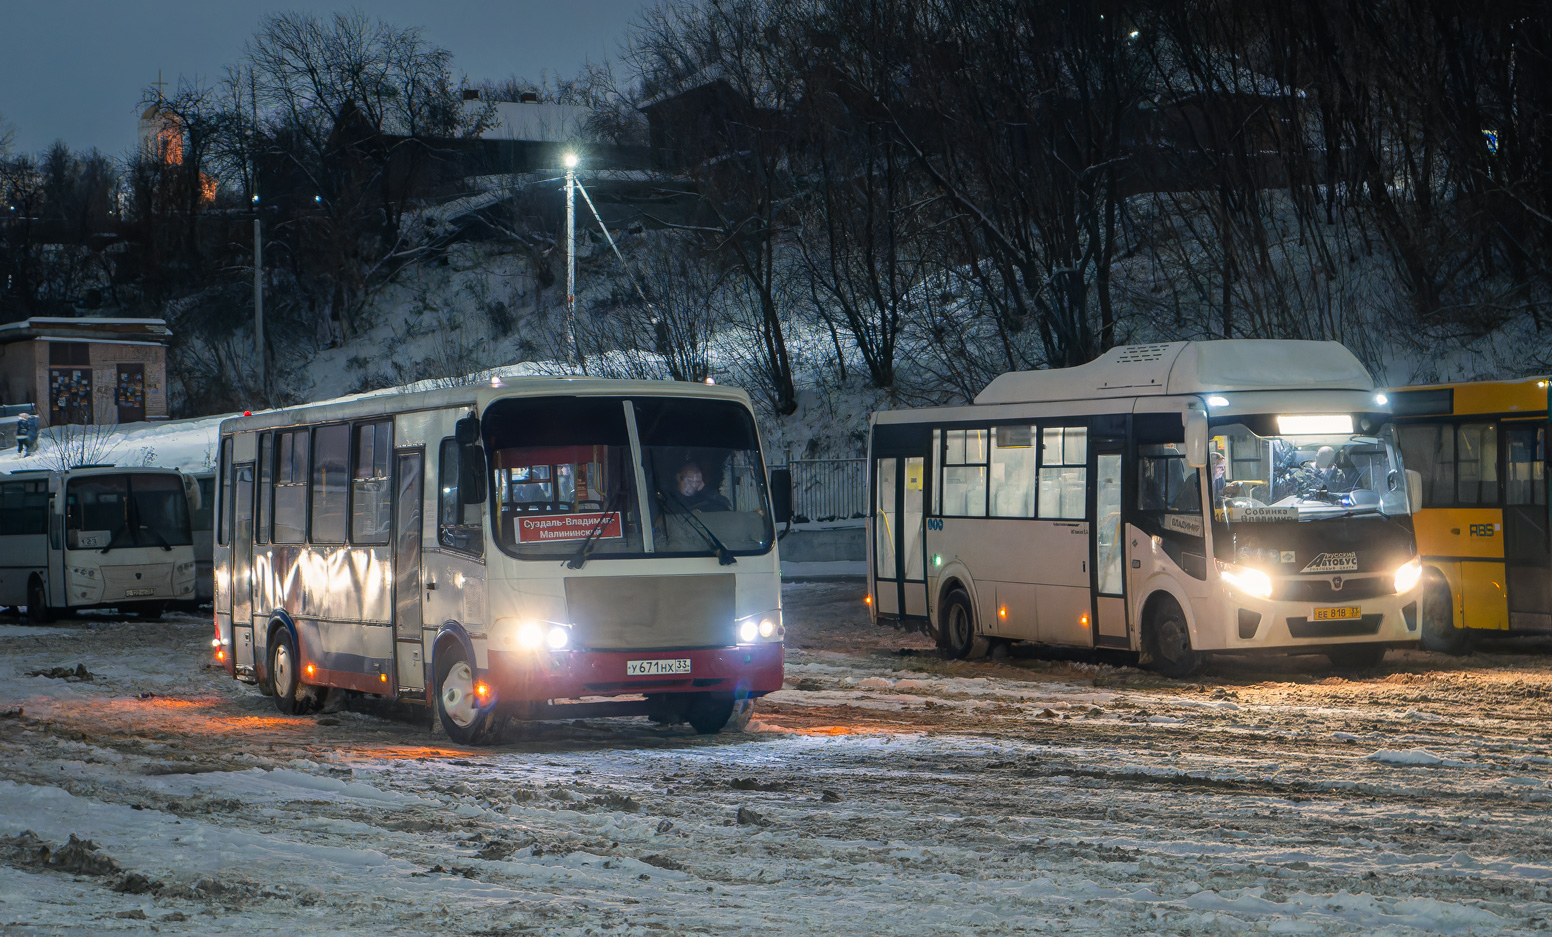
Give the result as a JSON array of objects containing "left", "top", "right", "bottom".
[
  {"left": 486, "top": 396, "right": 774, "bottom": 560},
  {"left": 1212, "top": 419, "right": 1410, "bottom": 522},
  {"left": 66, "top": 473, "right": 193, "bottom": 550}
]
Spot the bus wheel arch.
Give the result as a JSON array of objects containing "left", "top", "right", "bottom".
[
  {"left": 1140, "top": 590, "right": 1201, "bottom": 678},
  {"left": 1420, "top": 568, "right": 1468, "bottom": 655}
]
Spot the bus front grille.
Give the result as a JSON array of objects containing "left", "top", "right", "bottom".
[
  {"left": 564, "top": 574, "right": 737, "bottom": 649},
  {"left": 101, "top": 564, "right": 173, "bottom": 598}
]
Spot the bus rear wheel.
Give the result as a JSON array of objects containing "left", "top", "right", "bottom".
[
  {"left": 1144, "top": 596, "right": 1201, "bottom": 678},
  {"left": 26, "top": 578, "right": 53, "bottom": 625},
  {"left": 435, "top": 645, "right": 500, "bottom": 746}
]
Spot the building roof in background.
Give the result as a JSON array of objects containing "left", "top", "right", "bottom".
[
  {"left": 0, "top": 317, "right": 172, "bottom": 346},
  {"left": 466, "top": 100, "right": 593, "bottom": 143}
]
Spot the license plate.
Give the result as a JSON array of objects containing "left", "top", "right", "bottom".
[
  {"left": 1313, "top": 606, "right": 1361, "bottom": 620},
  {"left": 125, "top": 589, "right": 154, "bottom": 597},
  {"left": 626, "top": 658, "right": 691, "bottom": 676}
]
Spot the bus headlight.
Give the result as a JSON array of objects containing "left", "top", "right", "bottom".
[
  {"left": 1393, "top": 557, "right": 1423, "bottom": 594},
  {"left": 758, "top": 619, "right": 775, "bottom": 638},
  {"left": 1216, "top": 560, "right": 1273, "bottom": 599},
  {"left": 175, "top": 561, "right": 196, "bottom": 577},
  {"left": 739, "top": 621, "right": 759, "bottom": 643},
  {"left": 547, "top": 625, "right": 570, "bottom": 649},
  {"left": 737, "top": 611, "right": 783, "bottom": 644},
  {"left": 516, "top": 621, "right": 545, "bottom": 649}
]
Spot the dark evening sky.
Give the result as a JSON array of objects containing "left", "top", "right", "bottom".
[{"left": 0, "top": 0, "right": 651, "bottom": 156}]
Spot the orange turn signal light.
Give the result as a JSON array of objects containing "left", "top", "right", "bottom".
[
  {"left": 475, "top": 682, "right": 491, "bottom": 698},
  {"left": 864, "top": 594, "right": 872, "bottom": 606},
  {"left": 305, "top": 664, "right": 316, "bottom": 676},
  {"left": 216, "top": 649, "right": 225, "bottom": 661},
  {"left": 379, "top": 673, "right": 388, "bottom": 683}
]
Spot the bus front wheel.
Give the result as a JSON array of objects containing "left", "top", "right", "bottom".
[
  {"left": 685, "top": 694, "right": 752, "bottom": 734},
  {"left": 940, "top": 589, "right": 978, "bottom": 659},
  {"left": 1144, "top": 596, "right": 1201, "bottom": 678},
  {"left": 434, "top": 645, "right": 500, "bottom": 746},
  {"left": 26, "top": 578, "right": 53, "bottom": 625},
  {"left": 270, "top": 630, "right": 314, "bottom": 716},
  {"left": 1420, "top": 576, "right": 1468, "bottom": 655}
]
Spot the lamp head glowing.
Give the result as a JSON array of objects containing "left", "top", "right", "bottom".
[{"left": 563, "top": 152, "right": 579, "bottom": 169}]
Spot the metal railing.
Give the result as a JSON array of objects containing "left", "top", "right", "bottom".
[{"left": 782, "top": 458, "right": 867, "bottom": 521}]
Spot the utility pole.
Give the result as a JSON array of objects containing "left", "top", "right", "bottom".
[
  {"left": 252, "top": 193, "right": 265, "bottom": 387},
  {"left": 563, "top": 152, "right": 578, "bottom": 367}
]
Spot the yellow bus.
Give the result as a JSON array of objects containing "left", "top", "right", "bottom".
[{"left": 1390, "top": 378, "right": 1551, "bottom": 651}]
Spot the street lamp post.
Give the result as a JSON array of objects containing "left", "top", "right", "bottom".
[
  {"left": 252, "top": 193, "right": 264, "bottom": 384},
  {"left": 563, "top": 152, "right": 579, "bottom": 367}
]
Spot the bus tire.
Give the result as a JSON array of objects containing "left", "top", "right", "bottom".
[
  {"left": 434, "top": 644, "right": 498, "bottom": 746},
  {"left": 940, "top": 589, "right": 977, "bottom": 659},
  {"left": 1420, "top": 576, "right": 1468, "bottom": 655},
  {"left": 1327, "top": 644, "right": 1386, "bottom": 673},
  {"left": 1143, "top": 595, "right": 1201, "bottom": 678},
  {"left": 269, "top": 629, "right": 312, "bottom": 716},
  {"left": 26, "top": 578, "right": 53, "bottom": 625},
  {"left": 685, "top": 694, "right": 737, "bottom": 734}
]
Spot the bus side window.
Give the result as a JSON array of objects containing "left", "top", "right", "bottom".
[
  {"left": 351, "top": 422, "right": 393, "bottom": 544},
  {"left": 0, "top": 480, "right": 48, "bottom": 535},
  {"left": 1138, "top": 444, "right": 1198, "bottom": 514},
  {"left": 1038, "top": 426, "right": 1087, "bottom": 519},
  {"left": 311, "top": 424, "right": 350, "bottom": 543},
  {"left": 940, "top": 428, "right": 989, "bottom": 517},
  {"left": 1396, "top": 424, "right": 1454, "bottom": 507},
  {"left": 1457, "top": 423, "right": 1499, "bottom": 505},
  {"left": 256, "top": 433, "right": 273, "bottom": 544},
  {"left": 217, "top": 437, "right": 233, "bottom": 546},
  {"left": 273, "top": 429, "right": 310, "bottom": 544},
  {"left": 438, "top": 437, "right": 484, "bottom": 555},
  {"left": 989, "top": 425, "right": 1036, "bottom": 517},
  {"left": 1506, "top": 425, "right": 1546, "bottom": 506}
]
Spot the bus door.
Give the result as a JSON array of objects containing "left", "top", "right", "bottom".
[
  {"left": 872, "top": 455, "right": 928, "bottom": 619},
  {"left": 393, "top": 449, "right": 427, "bottom": 692},
  {"left": 1091, "top": 436, "right": 1128, "bottom": 647},
  {"left": 230, "top": 451, "right": 256, "bottom": 667},
  {"left": 1504, "top": 422, "right": 1550, "bottom": 630}
]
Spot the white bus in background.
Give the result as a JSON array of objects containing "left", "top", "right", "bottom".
[
  {"left": 0, "top": 466, "right": 200, "bottom": 622},
  {"left": 868, "top": 340, "right": 1424, "bottom": 675},
  {"left": 212, "top": 379, "right": 787, "bottom": 745}
]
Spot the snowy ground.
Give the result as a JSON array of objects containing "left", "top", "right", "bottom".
[{"left": 3, "top": 586, "right": 1552, "bottom": 935}]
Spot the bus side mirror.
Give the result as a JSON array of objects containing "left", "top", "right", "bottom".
[
  {"left": 769, "top": 467, "right": 793, "bottom": 524},
  {"left": 1184, "top": 410, "right": 1208, "bottom": 468},
  {"left": 182, "top": 473, "right": 202, "bottom": 512},
  {"left": 455, "top": 415, "right": 481, "bottom": 445},
  {"left": 1405, "top": 469, "right": 1423, "bottom": 511}
]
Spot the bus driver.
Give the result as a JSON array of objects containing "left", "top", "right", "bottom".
[{"left": 673, "top": 460, "right": 732, "bottom": 513}]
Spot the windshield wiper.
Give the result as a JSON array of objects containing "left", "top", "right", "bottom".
[
  {"left": 566, "top": 489, "right": 625, "bottom": 570},
  {"left": 98, "top": 527, "right": 128, "bottom": 555},
  {"left": 138, "top": 524, "right": 174, "bottom": 552},
  {"left": 656, "top": 490, "right": 736, "bottom": 566}
]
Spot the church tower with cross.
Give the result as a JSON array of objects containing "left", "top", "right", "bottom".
[{"left": 138, "top": 72, "right": 182, "bottom": 165}]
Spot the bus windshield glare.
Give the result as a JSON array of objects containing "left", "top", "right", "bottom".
[
  {"left": 1212, "top": 420, "right": 1410, "bottom": 522},
  {"left": 485, "top": 396, "right": 774, "bottom": 560},
  {"left": 66, "top": 473, "right": 194, "bottom": 550}
]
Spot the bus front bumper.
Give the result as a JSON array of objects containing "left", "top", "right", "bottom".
[
  {"left": 481, "top": 642, "right": 784, "bottom": 707},
  {"left": 1200, "top": 588, "right": 1421, "bottom": 651}
]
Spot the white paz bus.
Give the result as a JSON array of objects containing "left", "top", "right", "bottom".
[
  {"left": 868, "top": 340, "right": 1424, "bottom": 675},
  {"left": 0, "top": 466, "right": 199, "bottom": 621},
  {"left": 213, "top": 379, "right": 787, "bottom": 744}
]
